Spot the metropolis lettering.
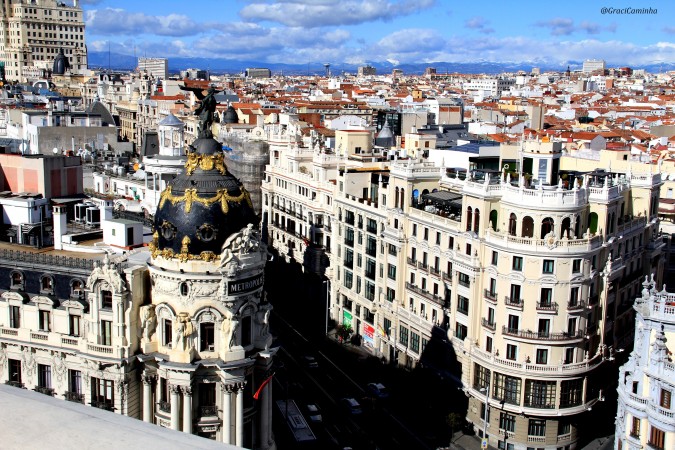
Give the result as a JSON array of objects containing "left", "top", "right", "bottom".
[{"left": 228, "top": 273, "right": 265, "bottom": 295}]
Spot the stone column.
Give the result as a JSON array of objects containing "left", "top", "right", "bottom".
[
  {"left": 182, "top": 386, "right": 193, "bottom": 434},
  {"left": 260, "top": 378, "right": 272, "bottom": 449},
  {"left": 141, "top": 372, "right": 154, "bottom": 423},
  {"left": 221, "top": 384, "right": 232, "bottom": 445},
  {"left": 235, "top": 383, "right": 244, "bottom": 447},
  {"left": 170, "top": 384, "right": 181, "bottom": 431}
]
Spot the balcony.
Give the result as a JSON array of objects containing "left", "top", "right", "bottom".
[
  {"left": 502, "top": 326, "right": 584, "bottom": 341},
  {"left": 417, "top": 261, "right": 429, "bottom": 271},
  {"left": 200, "top": 405, "right": 218, "bottom": 417},
  {"left": 87, "top": 343, "right": 113, "bottom": 354},
  {"left": 536, "top": 301, "right": 559, "bottom": 312},
  {"left": 34, "top": 386, "right": 54, "bottom": 396},
  {"left": 567, "top": 300, "right": 588, "bottom": 311},
  {"left": 405, "top": 282, "right": 446, "bottom": 307},
  {"left": 92, "top": 400, "right": 114, "bottom": 411},
  {"left": 1, "top": 327, "right": 18, "bottom": 336},
  {"left": 407, "top": 257, "right": 417, "bottom": 266},
  {"left": 484, "top": 289, "right": 497, "bottom": 302},
  {"left": 61, "top": 336, "right": 79, "bottom": 346},
  {"left": 482, "top": 318, "right": 496, "bottom": 331},
  {"left": 159, "top": 401, "right": 171, "bottom": 413},
  {"left": 458, "top": 279, "right": 470, "bottom": 288},
  {"left": 504, "top": 296, "right": 524, "bottom": 309},
  {"left": 5, "top": 380, "right": 24, "bottom": 388},
  {"left": 430, "top": 266, "right": 441, "bottom": 277},
  {"left": 65, "top": 391, "right": 85, "bottom": 403},
  {"left": 442, "top": 272, "right": 452, "bottom": 283}
]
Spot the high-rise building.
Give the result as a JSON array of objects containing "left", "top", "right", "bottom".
[
  {"left": 615, "top": 279, "right": 674, "bottom": 450},
  {"left": 138, "top": 57, "right": 168, "bottom": 80},
  {"left": 583, "top": 59, "right": 606, "bottom": 75},
  {"left": 0, "top": 0, "right": 87, "bottom": 82},
  {"left": 358, "top": 65, "right": 376, "bottom": 77},
  {"left": 245, "top": 68, "right": 271, "bottom": 79}
]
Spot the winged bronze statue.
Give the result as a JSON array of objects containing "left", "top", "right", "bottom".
[{"left": 180, "top": 84, "right": 222, "bottom": 137}]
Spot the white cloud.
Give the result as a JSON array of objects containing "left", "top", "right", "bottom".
[
  {"left": 86, "top": 8, "right": 221, "bottom": 37},
  {"left": 239, "top": 0, "right": 435, "bottom": 28},
  {"left": 535, "top": 18, "right": 617, "bottom": 36},
  {"left": 464, "top": 16, "right": 494, "bottom": 34}
]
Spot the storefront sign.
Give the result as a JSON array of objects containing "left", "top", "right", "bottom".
[{"left": 228, "top": 273, "right": 264, "bottom": 295}]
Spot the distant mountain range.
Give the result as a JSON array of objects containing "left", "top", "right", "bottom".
[{"left": 87, "top": 51, "right": 675, "bottom": 76}]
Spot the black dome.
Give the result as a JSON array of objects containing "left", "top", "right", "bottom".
[
  {"left": 222, "top": 105, "right": 238, "bottom": 124},
  {"left": 52, "top": 48, "right": 70, "bottom": 75},
  {"left": 150, "top": 135, "right": 258, "bottom": 262}
]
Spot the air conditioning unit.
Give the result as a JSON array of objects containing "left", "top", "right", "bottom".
[{"left": 207, "top": 344, "right": 215, "bottom": 352}]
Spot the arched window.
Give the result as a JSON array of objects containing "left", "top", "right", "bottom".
[
  {"left": 41, "top": 276, "right": 53, "bottom": 292},
  {"left": 466, "top": 207, "right": 473, "bottom": 232},
  {"left": 540, "top": 217, "right": 554, "bottom": 237},
  {"left": 394, "top": 188, "right": 399, "bottom": 208},
  {"left": 589, "top": 212, "right": 598, "bottom": 234},
  {"left": 180, "top": 282, "right": 189, "bottom": 296},
  {"left": 490, "top": 210, "right": 498, "bottom": 231},
  {"left": 522, "top": 216, "right": 534, "bottom": 238},
  {"left": 561, "top": 217, "right": 571, "bottom": 238},
  {"left": 400, "top": 188, "right": 405, "bottom": 209},
  {"left": 474, "top": 209, "right": 480, "bottom": 233},
  {"left": 71, "top": 279, "right": 84, "bottom": 298},
  {"left": 574, "top": 216, "right": 581, "bottom": 238},
  {"left": 10, "top": 271, "right": 23, "bottom": 289},
  {"left": 508, "top": 213, "right": 517, "bottom": 236}
]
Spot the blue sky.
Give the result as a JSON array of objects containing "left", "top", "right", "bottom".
[{"left": 80, "top": 0, "right": 675, "bottom": 67}]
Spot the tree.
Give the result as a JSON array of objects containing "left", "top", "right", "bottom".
[
  {"left": 336, "top": 324, "right": 352, "bottom": 343},
  {"left": 446, "top": 412, "right": 464, "bottom": 440}
]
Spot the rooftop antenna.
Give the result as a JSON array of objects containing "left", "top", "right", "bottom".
[{"left": 324, "top": 63, "right": 330, "bottom": 78}]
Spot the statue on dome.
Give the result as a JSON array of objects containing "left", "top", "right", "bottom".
[{"left": 180, "top": 84, "right": 222, "bottom": 137}]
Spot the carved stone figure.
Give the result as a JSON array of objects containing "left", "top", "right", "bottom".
[
  {"left": 139, "top": 304, "right": 157, "bottom": 342},
  {"left": 172, "top": 312, "right": 195, "bottom": 351},
  {"left": 222, "top": 317, "right": 239, "bottom": 349},
  {"left": 87, "top": 253, "right": 126, "bottom": 293}
]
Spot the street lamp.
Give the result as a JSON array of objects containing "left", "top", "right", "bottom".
[{"left": 480, "top": 379, "right": 491, "bottom": 447}]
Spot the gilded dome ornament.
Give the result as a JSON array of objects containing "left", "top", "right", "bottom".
[
  {"left": 159, "top": 185, "right": 252, "bottom": 214},
  {"left": 184, "top": 151, "right": 227, "bottom": 176}
]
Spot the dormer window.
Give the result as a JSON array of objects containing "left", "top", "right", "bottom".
[
  {"left": 41, "top": 276, "right": 53, "bottom": 293},
  {"left": 71, "top": 280, "right": 84, "bottom": 298},
  {"left": 10, "top": 272, "right": 23, "bottom": 290}
]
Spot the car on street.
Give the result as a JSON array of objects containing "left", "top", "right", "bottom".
[
  {"left": 341, "top": 397, "right": 363, "bottom": 415},
  {"left": 303, "top": 354, "right": 319, "bottom": 368},
  {"left": 366, "top": 382, "right": 389, "bottom": 399},
  {"left": 304, "top": 403, "right": 322, "bottom": 423}
]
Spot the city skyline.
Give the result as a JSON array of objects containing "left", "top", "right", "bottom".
[{"left": 80, "top": 0, "right": 675, "bottom": 68}]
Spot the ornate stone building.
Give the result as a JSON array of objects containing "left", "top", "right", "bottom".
[
  {"left": 0, "top": 132, "right": 275, "bottom": 449},
  {"left": 615, "top": 278, "right": 674, "bottom": 450}
]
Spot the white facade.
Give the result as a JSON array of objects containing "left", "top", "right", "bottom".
[
  {"left": 583, "top": 60, "right": 606, "bottom": 74},
  {"left": 615, "top": 280, "right": 675, "bottom": 450}
]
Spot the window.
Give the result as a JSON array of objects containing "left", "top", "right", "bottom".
[
  {"left": 69, "top": 369, "right": 82, "bottom": 395},
  {"left": 101, "top": 290, "right": 113, "bottom": 309},
  {"left": 473, "top": 364, "right": 491, "bottom": 390},
  {"left": 538, "top": 319, "right": 550, "bottom": 337},
  {"left": 525, "top": 380, "right": 556, "bottom": 409},
  {"left": 9, "top": 359, "right": 22, "bottom": 385},
  {"left": 572, "top": 259, "right": 581, "bottom": 273},
  {"left": 163, "top": 319, "right": 173, "bottom": 347},
  {"left": 506, "top": 344, "right": 518, "bottom": 361},
  {"left": 466, "top": 243, "right": 472, "bottom": 255},
  {"left": 528, "top": 419, "right": 546, "bottom": 437},
  {"left": 200, "top": 322, "right": 215, "bottom": 351},
  {"left": 448, "top": 236, "right": 454, "bottom": 249},
  {"left": 365, "top": 281, "right": 375, "bottom": 301},
  {"left": 436, "top": 232, "right": 441, "bottom": 245},
  {"left": 507, "top": 315, "right": 519, "bottom": 331},
  {"left": 344, "top": 270, "right": 353, "bottom": 289},
  {"left": 486, "top": 336, "right": 493, "bottom": 353},
  {"left": 38, "top": 310, "right": 50, "bottom": 332},
  {"left": 540, "top": 288, "right": 552, "bottom": 307},
  {"left": 68, "top": 314, "right": 81, "bottom": 336},
  {"left": 455, "top": 322, "right": 467, "bottom": 340},
  {"left": 424, "top": 227, "right": 429, "bottom": 241},
  {"left": 512, "top": 256, "right": 523, "bottom": 271},
  {"left": 649, "top": 426, "right": 665, "bottom": 450},
  {"left": 560, "top": 379, "right": 583, "bottom": 408},
  {"left": 499, "top": 412, "right": 516, "bottom": 432},
  {"left": 542, "top": 259, "right": 554, "bottom": 273},
  {"left": 101, "top": 320, "right": 112, "bottom": 346},
  {"left": 458, "top": 272, "right": 470, "bottom": 287},
  {"left": 38, "top": 364, "right": 52, "bottom": 389},
  {"left": 386, "top": 288, "right": 396, "bottom": 302},
  {"left": 491, "top": 251, "right": 498, "bottom": 265},
  {"left": 365, "top": 258, "right": 376, "bottom": 280},
  {"left": 457, "top": 295, "right": 469, "bottom": 315},
  {"left": 91, "top": 377, "right": 114, "bottom": 410},
  {"left": 630, "top": 417, "right": 640, "bottom": 437},
  {"left": 199, "top": 383, "right": 217, "bottom": 413},
  {"left": 410, "top": 332, "right": 420, "bottom": 353},
  {"left": 412, "top": 224, "right": 417, "bottom": 236},
  {"left": 9, "top": 305, "right": 20, "bottom": 328},
  {"left": 387, "top": 264, "right": 397, "bottom": 280},
  {"left": 564, "top": 347, "right": 575, "bottom": 364},
  {"left": 71, "top": 280, "right": 84, "bottom": 298},
  {"left": 388, "top": 244, "right": 397, "bottom": 256},
  {"left": 535, "top": 349, "right": 548, "bottom": 364},
  {"left": 11, "top": 271, "right": 23, "bottom": 288},
  {"left": 399, "top": 326, "right": 409, "bottom": 346},
  {"left": 569, "top": 287, "right": 580, "bottom": 306},
  {"left": 508, "top": 213, "right": 517, "bottom": 236},
  {"left": 660, "top": 389, "right": 672, "bottom": 409},
  {"left": 241, "top": 315, "right": 252, "bottom": 346},
  {"left": 383, "top": 318, "right": 391, "bottom": 336}
]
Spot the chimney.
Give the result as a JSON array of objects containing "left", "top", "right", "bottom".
[
  {"left": 53, "top": 205, "right": 67, "bottom": 250},
  {"left": 100, "top": 200, "right": 113, "bottom": 222}
]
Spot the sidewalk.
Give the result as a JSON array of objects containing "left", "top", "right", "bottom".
[{"left": 438, "top": 432, "right": 490, "bottom": 450}]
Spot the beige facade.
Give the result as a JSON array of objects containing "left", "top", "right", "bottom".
[
  {"left": 264, "top": 125, "right": 666, "bottom": 449},
  {"left": 0, "top": 0, "right": 87, "bottom": 82}
]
